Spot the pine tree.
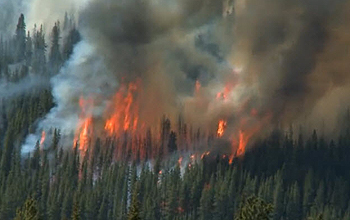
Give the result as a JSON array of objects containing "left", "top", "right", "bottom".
[
  {"left": 71, "top": 201, "right": 80, "bottom": 220},
  {"left": 285, "top": 182, "right": 301, "bottom": 220},
  {"left": 49, "top": 22, "right": 62, "bottom": 74},
  {"left": 32, "top": 25, "right": 47, "bottom": 75},
  {"left": 62, "top": 26, "right": 80, "bottom": 61},
  {"left": 234, "top": 196, "right": 273, "bottom": 220},
  {"left": 303, "top": 169, "right": 315, "bottom": 215},
  {"left": 14, "top": 197, "right": 41, "bottom": 220},
  {"left": 128, "top": 185, "right": 141, "bottom": 220},
  {"left": 25, "top": 31, "right": 32, "bottom": 65},
  {"left": 199, "top": 177, "right": 214, "bottom": 220},
  {"left": 273, "top": 171, "right": 284, "bottom": 220},
  {"left": 15, "top": 14, "right": 26, "bottom": 62},
  {"left": 168, "top": 131, "right": 177, "bottom": 153}
]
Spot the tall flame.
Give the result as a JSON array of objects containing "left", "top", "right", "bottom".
[
  {"left": 76, "top": 117, "right": 93, "bottom": 152},
  {"left": 105, "top": 80, "right": 141, "bottom": 135},
  {"left": 40, "top": 131, "right": 46, "bottom": 148},
  {"left": 74, "top": 97, "right": 94, "bottom": 154},
  {"left": 236, "top": 130, "right": 250, "bottom": 156}
]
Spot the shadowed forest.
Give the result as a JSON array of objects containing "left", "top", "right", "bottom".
[{"left": 1, "top": 10, "right": 350, "bottom": 220}]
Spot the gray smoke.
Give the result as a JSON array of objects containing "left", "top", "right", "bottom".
[
  {"left": 22, "top": 0, "right": 350, "bottom": 153},
  {"left": 233, "top": 0, "right": 350, "bottom": 125},
  {"left": 0, "top": 0, "right": 28, "bottom": 37},
  {"left": 0, "top": 74, "right": 48, "bottom": 99}
]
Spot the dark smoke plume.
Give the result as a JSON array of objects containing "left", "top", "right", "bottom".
[{"left": 23, "top": 0, "right": 350, "bottom": 153}]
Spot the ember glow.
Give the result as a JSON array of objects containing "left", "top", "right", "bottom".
[
  {"left": 201, "top": 151, "right": 210, "bottom": 159},
  {"left": 216, "top": 86, "right": 231, "bottom": 100},
  {"left": 40, "top": 131, "right": 46, "bottom": 148},
  {"left": 195, "top": 80, "right": 201, "bottom": 93},
  {"left": 217, "top": 120, "right": 227, "bottom": 137},
  {"left": 178, "top": 157, "right": 183, "bottom": 166}
]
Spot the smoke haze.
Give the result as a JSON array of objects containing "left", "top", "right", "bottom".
[{"left": 20, "top": 0, "right": 350, "bottom": 153}]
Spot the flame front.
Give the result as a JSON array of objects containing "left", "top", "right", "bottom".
[
  {"left": 105, "top": 80, "right": 141, "bottom": 135},
  {"left": 70, "top": 71, "right": 271, "bottom": 162},
  {"left": 74, "top": 97, "right": 94, "bottom": 154}
]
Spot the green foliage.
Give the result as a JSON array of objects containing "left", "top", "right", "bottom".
[
  {"left": 0, "top": 112, "right": 348, "bottom": 220},
  {"left": 128, "top": 186, "right": 141, "bottom": 220},
  {"left": 307, "top": 213, "right": 323, "bottom": 220},
  {"left": 0, "top": 13, "right": 350, "bottom": 220},
  {"left": 15, "top": 14, "right": 26, "bottom": 62},
  {"left": 234, "top": 196, "right": 273, "bottom": 220},
  {"left": 13, "top": 197, "right": 41, "bottom": 220},
  {"left": 71, "top": 201, "right": 80, "bottom": 220}
]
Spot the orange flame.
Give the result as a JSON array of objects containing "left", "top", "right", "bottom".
[
  {"left": 105, "top": 80, "right": 141, "bottom": 135},
  {"left": 217, "top": 120, "right": 227, "bottom": 137},
  {"left": 74, "top": 97, "right": 94, "bottom": 154},
  {"left": 229, "top": 112, "right": 272, "bottom": 163},
  {"left": 236, "top": 130, "right": 250, "bottom": 156},
  {"left": 228, "top": 128, "right": 255, "bottom": 163},
  {"left": 216, "top": 81, "right": 237, "bottom": 101},
  {"left": 40, "top": 131, "right": 46, "bottom": 147},
  {"left": 76, "top": 117, "right": 93, "bottom": 152},
  {"left": 201, "top": 151, "right": 210, "bottom": 159},
  {"left": 178, "top": 157, "right": 183, "bottom": 166},
  {"left": 195, "top": 80, "right": 201, "bottom": 93}
]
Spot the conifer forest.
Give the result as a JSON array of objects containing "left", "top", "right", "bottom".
[{"left": 0, "top": 0, "right": 350, "bottom": 219}]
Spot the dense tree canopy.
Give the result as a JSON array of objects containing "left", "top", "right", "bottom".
[{"left": 0, "top": 13, "right": 349, "bottom": 220}]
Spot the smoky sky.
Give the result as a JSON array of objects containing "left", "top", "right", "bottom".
[
  {"left": 0, "top": 0, "right": 28, "bottom": 37},
  {"left": 21, "top": 0, "right": 350, "bottom": 153},
  {"left": 232, "top": 0, "right": 350, "bottom": 125}
]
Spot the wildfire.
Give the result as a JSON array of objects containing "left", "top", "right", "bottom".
[
  {"left": 229, "top": 130, "right": 252, "bottom": 163},
  {"left": 229, "top": 112, "right": 272, "bottom": 163},
  {"left": 201, "top": 151, "right": 210, "bottom": 159},
  {"left": 217, "top": 120, "right": 227, "bottom": 137},
  {"left": 67, "top": 69, "right": 270, "bottom": 164},
  {"left": 178, "top": 157, "right": 183, "bottom": 166},
  {"left": 216, "top": 81, "right": 237, "bottom": 101},
  {"left": 236, "top": 130, "right": 249, "bottom": 156},
  {"left": 74, "top": 97, "right": 94, "bottom": 154},
  {"left": 195, "top": 80, "right": 201, "bottom": 93},
  {"left": 40, "top": 131, "right": 46, "bottom": 148},
  {"left": 104, "top": 80, "right": 141, "bottom": 135},
  {"left": 76, "top": 117, "right": 93, "bottom": 152},
  {"left": 216, "top": 90, "right": 228, "bottom": 100}
]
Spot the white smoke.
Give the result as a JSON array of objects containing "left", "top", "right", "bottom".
[
  {"left": 26, "top": 0, "right": 90, "bottom": 33},
  {"left": 22, "top": 40, "right": 115, "bottom": 152},
  {"left": 0, "top": 74, "right": 48, "bottom": 99}
]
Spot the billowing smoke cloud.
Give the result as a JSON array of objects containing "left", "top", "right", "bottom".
[
  {"left": 22, "top": 0, "right": 350, "bottom": 153},
  {"left": 231, "top": 0, "right": 350, "bottom": 126}
]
